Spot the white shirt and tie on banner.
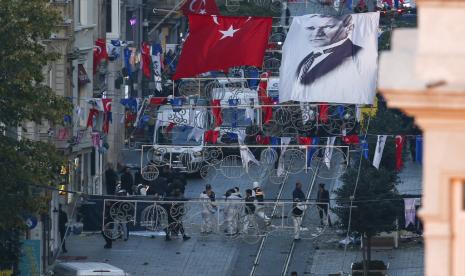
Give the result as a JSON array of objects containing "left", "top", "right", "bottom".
[{"left": 279, "top": 13, "right": 379, "bottom": 105}]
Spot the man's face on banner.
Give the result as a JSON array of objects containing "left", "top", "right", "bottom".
[{"left": 305, "top": 15, "right": 350, "bottom": 48}]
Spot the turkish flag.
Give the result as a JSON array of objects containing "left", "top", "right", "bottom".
[
  {"left": 93, "top": 38, "right": 109, "bottom": 74},
  {"left": 173, "top": 15, "right": 272, "bottom": 80},
  {"left": 204, "top": 130, "right": 219, "bottom": 144},
  {"left": 211, "top": 99, "right": 222, "bottom": 127},
  {"left": 298, "top": 136, "right": 313, "bottom": 145},
  {"left": 141, "top": 42, "right": 152, "bottom": 79},
  {"left": 256, "top": 135, "right": 270, "bottom": 145},
  {"left": 395, "top": 135, "right": 405, "bottom": 171},
  {"left": 149, "top": 97, "right": 167, "bottom": 105},
  {"left": 318, "top": 104, "right": 329, "bottom": 123},
  {"left": 181, "top": 0, "right": 220, "bottom": 15},
  {"left": 342, "top": 135, "right": 360, "bottom": 145},
  {"left": 102, "top": 98, "right": 112, "bottom": 112}
]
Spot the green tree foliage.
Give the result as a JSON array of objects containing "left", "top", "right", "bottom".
[
  {"left": 333, "top": 97, "right": 419, "bottom": 273},
  {"left": 0, "top": 0, "right": 72, "bottom": 269}
]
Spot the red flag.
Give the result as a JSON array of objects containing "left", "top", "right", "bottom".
[
  {"left": 181, "top": 0, "right": 220, "bottom": 15},
  {"left": 150, "top": 97, "right": 167, "bottom": 105},
  {"left": 204, "top": 130, "right": 219, "bottom": 144},
  {"left": 141, "top": 42, "right": 152, "bottom": 79},
  {"left": 342, "top": 135, "right": 360, "bottom": 145},
  {"left": 256, "top": 135, "right": 270, "bottom": 145},
  {"left": 86, "top": 108, "right": 99, "bottom": 128},
  {"left": 164, "top": 122, "right": 176, "bottom": 133},
  {"left": 103, "top": 113, "right": 110, "bottom": 134},
  {"left": 258, "top": 72, "right": 270, "bottom": 98},
  {"left": 102, "top": 99, "right": 112, "bottom": 134},
  {"left": 93, "top": 39, "right": 109, "bottom": 74},
  {"left": 261, "top": 96, "right": 273, "bottom": 123},
  {"left": 318, "top": 104, "right": 329, "bottom": 123},
  {"left": 102, "top": 99, "right": 112, "bottom": 113},
  {"left": 395, "top": 135, "right": 405, "bottom": 171},
  {"left": 173, "top": 15, "right": 272, "bottom": 79},
  {"left": 298, "top": 136, "right": 313, "bottom": 145},
  {"left": 211, "top": 99, "right": 222, "bottom": 127}
]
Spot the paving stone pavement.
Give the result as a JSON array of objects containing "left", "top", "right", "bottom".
[
  {"left": 68, "top": 150, "right": 424, "bottom": 276},
  {"left": 65, "top": 233, "right": 240, "bottom": 276},
  {"left": 307, "top": 244, "right": 424, "bottom": 276}
]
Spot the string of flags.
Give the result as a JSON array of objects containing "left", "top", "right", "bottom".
[{"left": 93, "top": 38, "right": 167, "bottom": 92}]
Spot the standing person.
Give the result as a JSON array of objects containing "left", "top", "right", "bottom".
[
  {"left": 172, "top": 169, "right": 187, "bottom": 194},
  {"left": 292, "top": 198, "right": 306, "bottom": 241},
  {"left": 224, "top": 188, "right": 241, "bottom": 236},
  {"left": 293, "top": 182, "right": 305, "bottom": 202},
  {"left": 316, "top": 183, "right": 332, "bottom": 226},
  {"left": 134, "top": 169, "right": 144, "bottom": 186},
  {"left": 200, "top": 184, "right": 216, "bottom": 234},
  {"left": 105, "top": 163, "right": 117, "bottom": 195},
  {"left": 242, "top": 189, "right": 256, "bottom": 234},
  {"left": 252, "top": 182, "right": 270, "bottom": 224},
  {"left": 102, "top": 201, "right": 114, "bottom": 249},
  {"left": 58, "top": 205, "right": 68, "bottom": 253},
  {"left": 153, "top": 176, "right": 168, "bottom": 198},
  {"left": 120, "top": 167, "right": 133, "bottom": 195},
  {"left": 165, "top": 189, "right": 191, "bottom": 241}
]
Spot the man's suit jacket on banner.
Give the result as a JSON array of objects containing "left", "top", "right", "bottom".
[{"left": 279, "top": 12, "right": 379, "bottom": 105}]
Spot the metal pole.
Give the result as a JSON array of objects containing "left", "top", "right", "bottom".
[{"left": 148, "top": 0, "right": 188, "bottom": 37}]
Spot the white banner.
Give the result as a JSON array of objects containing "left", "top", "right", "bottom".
[
  {"left": 324, "top": 136, "right": 336, "bottom": 169},
  {"left": 279, "top": 12, "right": 379, "bottom": 104},
  {"left": 151, "top": 43, "right": 163, "bottom": 92},
  {"left": 373, "top": 135, "right": 387, "bottom": 169}
]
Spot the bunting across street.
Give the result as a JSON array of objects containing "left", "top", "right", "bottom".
[{"left": 173, "top": 15, "right": 272, "bottom": 79}]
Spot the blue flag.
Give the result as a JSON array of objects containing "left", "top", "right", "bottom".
[
  {"left": 361, "top": 139, "right": 369, "bottom": 160},
  {"left": 307, "top": 137, "right": 320, "bottom": 165},
  {"left": 247, "top": 68, "right": 259, "bottom": 90},
  {"left": 270, "top": 137, "right": 281, "bottom": 147},
  {"left": 415, "top": 135, "right": 423, "bottom": 164},
  {"left": 337, "top": 105, "right": 345, "bottom": 119},
  {"left": 124, "top": 48, "right": 132, "bottom": 78}
]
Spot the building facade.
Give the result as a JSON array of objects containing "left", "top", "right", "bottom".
[{"left": 379, "top": 0, "right": 465, "bottom": 275}]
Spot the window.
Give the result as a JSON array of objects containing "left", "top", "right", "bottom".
[
  {"left": 221, "top": 109, "right": 254, "bottom": 127},
  {"left": 76, "top": 0, "right": 81, "bottom": 25},
  {"left": 156, "top": 126, "right": 201, "bottom": 146},
  {"left": 106, "top": 0, "right": 120, "bottom": 39},
  {"left": 106, "top": 0, "right": 112, "bottom": 33}
]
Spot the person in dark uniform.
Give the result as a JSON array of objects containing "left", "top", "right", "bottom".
[
  {"left": 120, "top": 167, "right": 133, "bottom": 195},
  {"left": 293, "top": 182, "right": 305, "bottom": 202},
  {"left": 252, "top": 182, "right": 270, "bottom": 224},
  {"left": 164, "top": 189, "right": 190, "bottom": 241},
  {"left": 316, "top": 183, "right": 332, "bottom": 226},
  {"left": 105, "top": 163, "right": 117, "bottom": 195},
  {"left": 242, "top": 189, "right": 256, "bottom": 233},
  {"left": 102, "top": 201, "right": 114, "bottom": 249},
  {"left": 58, "top": 205, "right": 68, "bottom": 253}
]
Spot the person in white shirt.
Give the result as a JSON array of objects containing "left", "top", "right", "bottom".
[
  {"left": 200, "top": 184, "right": 216, "bottom": 234},
  {"left": 223, "top": 187, "right": 242, "bottom": 236}
]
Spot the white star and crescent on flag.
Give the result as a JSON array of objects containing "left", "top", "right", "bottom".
[{"left": 219, "top": 25, "right": 239, "bottom": 40}]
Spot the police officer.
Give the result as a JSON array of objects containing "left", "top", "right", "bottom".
[
  {"left": 200, "top": 184, "right": 216, "bottom": 234},
  {"left": 317, "top": 183, "right": 332, "bottom": 227},
  {"left": 292, "top": 198, "right": 306, "bottom": 241},
  {"left": 224, "top": 188, "right": 241, "bottom": 235},
  {"left": 252, "top": 182, "right": 270, "bottom": 224},
  {"left": 242, "top": 189, "right": 256, "bottom": 234}
]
